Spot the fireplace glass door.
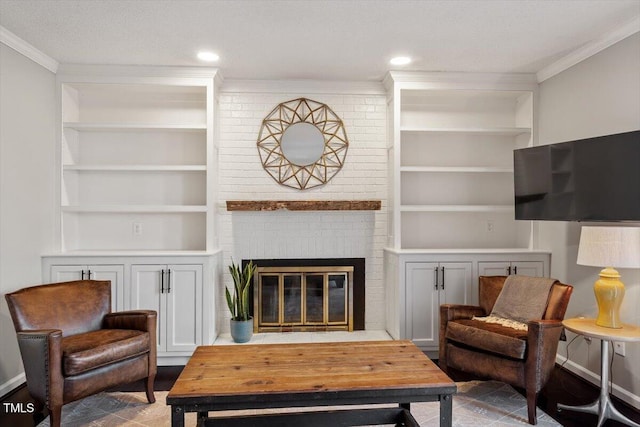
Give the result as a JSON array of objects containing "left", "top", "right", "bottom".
[{"left": 255, "top": 266, "right": 353, "bottom": 332}]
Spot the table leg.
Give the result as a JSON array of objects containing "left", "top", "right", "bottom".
[
  {"left": 558, "top": 340, "right": 640, "bottom": 427},
  {"left": 171, "top": 405, "right": 185, "bottom": 427},
  {"left": 440, "top": 394, "right": 453, "bottom": 427}
]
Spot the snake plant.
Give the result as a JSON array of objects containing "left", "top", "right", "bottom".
[{"left": 225, "top": 259, "right": 256, "bottom": 321}]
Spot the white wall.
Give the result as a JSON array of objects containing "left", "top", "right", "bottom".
[
  {"left": 216, "top": 86, "right": 388, "bottom": 332},
  {"left": 0, "top": 43, "right": 56, "bottom": 395},
  {"left": 538, "top": 32, "right": 640, "bottom": 407}
]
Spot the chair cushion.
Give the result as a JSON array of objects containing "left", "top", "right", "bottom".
[
  {"left": 62, "top": 329, "right": 150, "bottom": 376},
  {"left": 445, "top": 318, "right": 528, "bottom": 360}
]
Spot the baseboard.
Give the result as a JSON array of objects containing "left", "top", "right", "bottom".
[
  {"left": 556, "top": 354, "right": 640, "bottom": 410},
  {"left": 0, "top": 372, "right": 25, "bottom": 400}
]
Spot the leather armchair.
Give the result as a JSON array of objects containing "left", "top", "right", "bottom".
[
  {"left": 5, "top": 280, "right": 157, "bottom": 427},
  {"left": 439, "top": 276, "right": 572, "bottom": 425}
]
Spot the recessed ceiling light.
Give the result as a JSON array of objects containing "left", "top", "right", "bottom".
[
  {"left": 197, "top": 51, "right": 219, "bottom": 62},
  {"left": 390, "top": 56, "right": 412, "bottom": 66}
]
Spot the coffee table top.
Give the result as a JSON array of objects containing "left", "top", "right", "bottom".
[{"left": 167, "top": 340, "right": 455, "bottom": 404}]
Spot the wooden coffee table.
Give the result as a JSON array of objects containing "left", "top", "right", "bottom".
[{"left": 167, "top": 340, "right": 456, "bottom": 427}]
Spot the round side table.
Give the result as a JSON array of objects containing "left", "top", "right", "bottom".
[{"left": 558, "top": 317, "right": 640, "bottom": 427}]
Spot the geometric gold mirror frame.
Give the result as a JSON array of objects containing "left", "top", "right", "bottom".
[{"left": 257, "top": 98, "right": 349, "bottom": 190}]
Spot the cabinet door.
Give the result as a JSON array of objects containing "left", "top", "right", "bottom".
[
  {"left": 440, "top": 262, "right": 472, "bottom": 305},
  {"left": 478, "top": 262, "right": 511, "bottom": 276},
  {"left": 511, "top": 261, "right": 544, "bottom": 277},
  {"left": 131, "top": 264, "right": 166, "bottom": 352},
  {"left": 50, "top": 264, "right": 123, "bottom": 311},
  {"left": 405, "top": 262, "right": 439, "bottom": 347},
  {"left": 479, "top": 261, "right": 545, "bottom": 277},
  {"left": 165, "top": 264, "right": 203, "bottom": 352},
  {"left": 51, "top": 265, "right": 85, "bottom": 282}
]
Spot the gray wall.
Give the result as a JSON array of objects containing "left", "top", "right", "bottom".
[
  {"left": 538, "top": 32, "right": 640, "bottom": 407},
  {"left": 0, "top": 43, "right": 56, "bottom": 394}
]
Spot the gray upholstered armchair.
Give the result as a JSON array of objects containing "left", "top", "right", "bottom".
[
  {"left": 5, "top": 280, "right": 157, "bottom": 427},
  {"left": 439, "top": 275, "right": 573, "bottom": 425}
]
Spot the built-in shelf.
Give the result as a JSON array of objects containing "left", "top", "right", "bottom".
[
  {"left": 63, "top": 165, "right": 206, "bottom": 172},
  {"left": 400, "top": 127, "right": 531, "bottom": 136},
  {"left": 400, "top": 166, "right": 513, "bottom": 173},
  {"left": 63, "top": 122, "right": 207, "bottom": 132},
  {"left": 62, "top": 205, "right": 207, "bottom": 213},
  {"left": 226, "top": 200, "right": 382, "bottom": 212},
  {"left": 400, "top": 205, "right": 513, "bottom": 213}
]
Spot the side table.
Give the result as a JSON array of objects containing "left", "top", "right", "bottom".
[{"left": 559, "top": 317, "right": 640, "bottom": 427}]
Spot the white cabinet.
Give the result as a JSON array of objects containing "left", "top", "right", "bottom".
[
  {"left": 47, "top": 264, "right": 124, "bottom": 311},
  {"left": 56, "top": 66, "right": 220, "bottom": 253},
  {"left": 479, "top": 261, "right": 544, "bottom": 277},
  {"left": 384, "top": 250, "right": 550, "bottom": 354},
  {"left": 42, "top": 253, "right": 220, "bottom": 365},
  {"left": 406, "top": 262, "right": 472, "bottom": 349},
  {"left": 385, "top": 72, "right": 537, "bottom": 250},
  {"left": 131, "top": 264, "right": 203, "bottom": 355}
]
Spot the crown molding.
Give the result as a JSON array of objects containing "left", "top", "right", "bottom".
[
  {"left": 221, "top": 78, "right": 385, "bottom": 95},
  {"left": 537, "top": 16, "right": 640, "bottom": 83},
  {"left": 0, "top": 25, "right": 58, "bottom": 73},
  {"left": 384, "top": 71, "right": 538, "bottom": 92},
  {"left": 57, "top": 64, "right": 220, "bottom": 79}
]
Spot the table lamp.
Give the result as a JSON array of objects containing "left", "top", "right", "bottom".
[{"left": 577, "top": 226, "right": 640, "bottom": 328}]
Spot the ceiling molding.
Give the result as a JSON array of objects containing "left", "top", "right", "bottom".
[
  {"left": 221, "top": 79, "right": 385, "bottom": 95},
  {"left": 0, "top": 25, "right": 59, "bottom": 73},
  {"left": 537, "top": 16, "right": 640, "bottom": 83},
  {"left": 57, "top": 64, "right": 220, "bottom": 79},
  {"left": 385, "top": 71, "right": 538, "bottom": 91}
]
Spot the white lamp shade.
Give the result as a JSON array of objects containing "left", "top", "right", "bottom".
[{"left": 577, "top": 226, "right": 640, "bottom": 269}]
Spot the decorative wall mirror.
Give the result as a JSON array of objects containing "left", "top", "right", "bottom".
[{"left": 257, "top": 98, "right": 349, "bottom": 190}]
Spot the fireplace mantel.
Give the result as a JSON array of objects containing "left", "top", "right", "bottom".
[{"left": 226, "top": 200, "right": 381, "bottom": 211}]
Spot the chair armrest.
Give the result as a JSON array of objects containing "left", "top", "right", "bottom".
[
  {"left": 439, "top": 305, "right": 487, "bottom": 369},
  {"left": 440, "top": 304, "right": 486, "bottom": 322},
  {"left": 16, "top": 330, "right": 63, "bottom": 406},
  {"left": 525, "top": 319, "right": 565, "bottom": 393},
  {"left": 103, "top": 310, "right": 157, "bottom": 332},
  {"left": 104, "top": 311, "right": 157, "bottom": 377}
]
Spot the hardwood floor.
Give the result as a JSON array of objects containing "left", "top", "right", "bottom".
[{"left": 1, "top": 364, "right": 639, "bottom": 426}]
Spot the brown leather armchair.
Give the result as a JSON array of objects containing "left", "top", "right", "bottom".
[
  {"left": 439, "top": 275, "right": 572, "bottom": 425},
  {"left": 5, "top": 280, "right": 157, "bottom": 427}
]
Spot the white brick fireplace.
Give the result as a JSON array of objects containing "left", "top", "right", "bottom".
[{"left": 216, "top": 82, "right": 388, "bottom": 333}]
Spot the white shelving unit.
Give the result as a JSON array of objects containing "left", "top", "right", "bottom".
[
  {"left": 57, "top": 68, "right": 220, "bottom": 253},
  {"left": 385, "top": 73, "right": 537, "bottom": 250},
  {"left": 383, "top": 72, "right": 549, "bottom": 353},
  {"left": 49, "top": 67, "right": 222, "bottom": 363}
]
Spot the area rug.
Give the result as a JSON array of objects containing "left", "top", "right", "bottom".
[{"left": 38, "top": 380, "right": 561, "bottom": 426}]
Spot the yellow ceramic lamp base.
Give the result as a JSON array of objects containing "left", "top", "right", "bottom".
[{"left": 594, "top": 267, "right": 625, "bottom": 329}]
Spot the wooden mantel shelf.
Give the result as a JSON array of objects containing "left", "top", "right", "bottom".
[{"left": 226, "top": 200, "right": 382, "bottom": 212}]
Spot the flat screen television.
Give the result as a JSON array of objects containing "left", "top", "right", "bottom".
[{"left": 514, "top": 130, "right": 640, "bottom": 221}]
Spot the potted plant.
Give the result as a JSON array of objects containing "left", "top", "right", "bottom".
[{"left": 226, "top": 259, "right": 256, "bottom": 343}]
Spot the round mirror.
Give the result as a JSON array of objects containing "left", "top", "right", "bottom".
[
  {"left": 257, "top": 98, "right": 349, "bottom": 190},
  {"left": 280, "top": 123, "right": 325, "bottom": 166}
]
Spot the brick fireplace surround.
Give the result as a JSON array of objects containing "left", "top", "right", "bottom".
[{"left": 216, "top": 89, "right": 388, "bottom": 334}]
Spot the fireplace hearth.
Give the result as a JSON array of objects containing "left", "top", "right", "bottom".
[{"left": 245, "top": 258, "right": 365, "bottom": 332}]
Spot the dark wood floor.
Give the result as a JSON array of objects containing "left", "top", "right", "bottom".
[{"left": 1, "top": 364, "right": 639, "bottom": 426}]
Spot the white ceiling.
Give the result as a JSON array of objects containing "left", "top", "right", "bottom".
[{"left": 0, "top": 0, "right": 639, "bottom": 81}]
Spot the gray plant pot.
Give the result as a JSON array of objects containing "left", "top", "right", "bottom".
[{"left": 230, "top": 318, "right": 253, "bottom": 343}]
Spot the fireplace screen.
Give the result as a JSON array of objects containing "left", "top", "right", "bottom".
[{"left": 254, "top": 266, "right": 353, "bottom": 332}]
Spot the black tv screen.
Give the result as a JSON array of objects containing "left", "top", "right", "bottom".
[{"left": 514, "top": 130, "right": 640, "bottom": 221}]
